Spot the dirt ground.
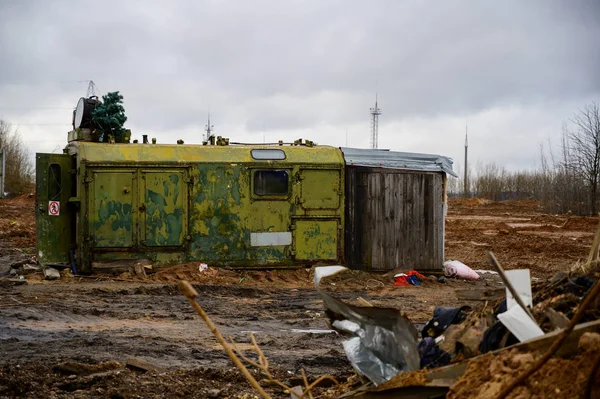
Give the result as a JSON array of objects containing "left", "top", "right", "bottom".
[
  {"left": 0, "top": 197, "right": 598, "bottom": 398},
  {"left": 446, "top": 198, "right": 598, "bottom": 277}
]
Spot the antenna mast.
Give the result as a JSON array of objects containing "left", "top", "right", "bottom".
[
  {"left": 464, "top": 125, "right": 469, "bottom": 197},
  {"left": 205, "top": 111, "right": 214, "bottom": 143},
  {"left": 345, "top": 126, "right": 348, "bottom": 147},
  {"left": 370, "top": 94, "right": 381, "bottom": 149}
]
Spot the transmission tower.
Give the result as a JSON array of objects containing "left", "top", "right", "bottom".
[
  {"left": 205, "top": 112, "right": 214, "bottom": 142},
  {"left": 370, "top": 94, "right": 382, "bottom": 149}
]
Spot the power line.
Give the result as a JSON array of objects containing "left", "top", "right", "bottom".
[
  {"left": 24, "top": 139, "right": 67, "bottom": 143},
  {"left": 0, "top": 107, "right": 73, "bottom": 110},
  {"left": 11, "top": 123, "right": 71, "bottom": 126}
]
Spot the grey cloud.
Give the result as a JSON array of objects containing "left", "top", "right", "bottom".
[{"left": 0, "top": 0, "right": 599, "bottom": 167}]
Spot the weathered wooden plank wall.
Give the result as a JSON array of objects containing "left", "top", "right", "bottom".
[{"left": 345, "top": 166, "right": 444, "bottom": 271}]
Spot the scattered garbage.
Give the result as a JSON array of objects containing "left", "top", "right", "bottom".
[
  {"left": 313, "top": 265, "right": 347, "bottom": 287},
  {"left": 443, "top": 260, "right": 480, "bottom": 280},
  {"left": 418, "top": 336, "right": 450, "bottom": 368},
  {"left": 393, "top": 270, "right": 426, "bottom": 286},
  {"left": 314, "top": 266, "right": 420, "bottom": 385},
  {"left": 421, "top": 306, "right": 471, "bottom": 339},
  {"left": 43, "top": 266, "right": 61, "bottom": 280},
  {"left": 312, "top": 250, "right": 600, "bottom": 396},
  {"left": 498, "top": 304, "right": 544, "bottom": 341},
  {"left": 504, "top": 269, "right": 533, "bottom": 309},
  {"left": 133, "top": 262, "right": 147, "bottom": 278},
  {"left": 492, "top": 268, "right": 545, "bottom": 342}
]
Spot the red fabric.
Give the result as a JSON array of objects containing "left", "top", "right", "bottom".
[
  {"left": 394, "top": 275, "right": 410, "bottom": 286},
  {"left": 394, "top": 270, "right": 426, "bottom": 286}
]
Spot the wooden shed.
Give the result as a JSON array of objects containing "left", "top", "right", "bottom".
[{"left": 342, "top": 148, "right": 456, "bottom": 272}]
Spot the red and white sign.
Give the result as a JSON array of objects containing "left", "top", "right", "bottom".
[{"left": 48, "top": 201, "right": 60, "bottom": 216}]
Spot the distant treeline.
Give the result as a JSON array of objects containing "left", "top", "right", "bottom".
[
  {"left": 448, "top": 101, "right": 600, "bottom": 216},
  {"left": 0, "top": 120, "right": 34, "bottom": 197},
  {"left": 448, "top": 162, "right": 591, "bottom": 215}
]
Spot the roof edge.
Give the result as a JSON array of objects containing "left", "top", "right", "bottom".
[{"left": 340, "top": 147, "right": 458, "bottom": 177}]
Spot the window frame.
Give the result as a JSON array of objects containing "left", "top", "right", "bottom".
[
  {"left": 251, "top": 168, "right": 292, "bottom": 200},
  {"left": 48, "top": 163, "right": 62, "bottom": 202},
  {"left": 251, "top": 149, "right": 286, "bottom": 160}
]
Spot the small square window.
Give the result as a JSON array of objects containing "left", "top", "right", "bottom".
[{"left": 254, "top": 170, "right": 289, "bottom": 196}]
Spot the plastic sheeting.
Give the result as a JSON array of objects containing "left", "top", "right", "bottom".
[
  {"left": 341, "top": 147, "right": 457, "bottom": 177},
  {"left": 314, "top": 266, "right": 420, "bottom": 385}
]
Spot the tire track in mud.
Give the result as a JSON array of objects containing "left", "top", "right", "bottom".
[{"left": 0, "top": 283, "right": 352, "bottom": 378}]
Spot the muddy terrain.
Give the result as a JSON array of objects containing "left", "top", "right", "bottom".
[
  {"left": 0, "top": 197, "right": 598, "bottom": 398},
  {"left": 446, "top": 198, "right": 598, "bottom": 276}
]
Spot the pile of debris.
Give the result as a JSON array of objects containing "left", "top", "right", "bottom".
[
  {"left": 174, "top": 250, "right": 598, "bottom": 399},
  {"left": 315, "top": 253, "right": 600, "bottom": 398}
]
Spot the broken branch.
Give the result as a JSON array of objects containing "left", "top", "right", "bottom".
[
  {"left": 301, "top": 369, "right": 314, "bottom": 399},
  {"left": 300, "top": 375, "right": 340, "bottom": 397},
  {"left": 229, "top": 336, "right": 293, "bottom": 394},
  {"left": 178, "top": 280, "right": 272, "bottom": 399}
]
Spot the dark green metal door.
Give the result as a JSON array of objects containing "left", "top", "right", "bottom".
[
  {"left": 35, "top": 153, "right": 73, "bottom": 266},
  {"left": 293, "top": 168, "right": 342, "bottom": 261},
  {"left": 141, "top": 170, "right": 187, "bottom": 247},
  {"left": 89, "top": 170, "right": 136, "bottom": 248}
]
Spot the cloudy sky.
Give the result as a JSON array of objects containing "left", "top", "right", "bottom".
[{"left": 1, "top": 0, "right": 599, "bottom": 173}]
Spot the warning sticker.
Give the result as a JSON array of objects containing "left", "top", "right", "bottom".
[{"left": 48, "top": 201, "right": 60, "bottom": 216}]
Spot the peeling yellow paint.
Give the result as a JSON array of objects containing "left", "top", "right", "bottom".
[{"left": 68, "top": 141, "right": 344, "bottom": 272}]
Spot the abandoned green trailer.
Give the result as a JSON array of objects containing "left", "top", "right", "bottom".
[
  {"left": 35, "top": 99, "right": 455, "bottom": 273},
  {"left": 37, "top": 140, "right": 348, "bottom": 273},
  {"left": 36, "top": 141, "right": 455, "bottom": 273}
]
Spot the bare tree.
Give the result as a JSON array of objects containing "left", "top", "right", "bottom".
[
  {"left": 449, "top": 104, "right": 600, "bottom": 216},
  {"left": 564, "top": 102, "right": 600, "bottom": 215},
  {"left": 0, "top": 120, "right": 34, "bottom": 196}
]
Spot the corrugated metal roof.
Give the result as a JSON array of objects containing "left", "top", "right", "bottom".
[{"left": 340, "top": 147, "right": 457, "bottom": 177}]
